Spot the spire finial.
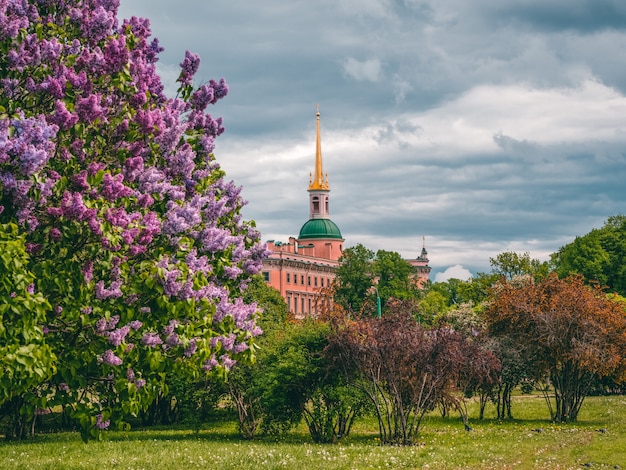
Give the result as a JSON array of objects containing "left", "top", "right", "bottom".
[{"left": 309, "top": 105, "right": 329, "bottom": 190}]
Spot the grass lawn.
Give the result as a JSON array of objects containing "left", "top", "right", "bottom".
[{"left": 0, "top": 395, "right": 624, "bottom": 469}]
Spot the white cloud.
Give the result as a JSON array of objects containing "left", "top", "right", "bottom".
[{"left": 435, "top": 265, "right": 473, "bottom": 282}]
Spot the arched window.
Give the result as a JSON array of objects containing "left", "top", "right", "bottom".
[{"left": 312, "top": 196, "right": 320, "bottom": 212}]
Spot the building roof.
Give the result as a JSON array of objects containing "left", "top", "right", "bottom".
[{"left": 298, "top": 218, "right": 343, "bottom": 239}]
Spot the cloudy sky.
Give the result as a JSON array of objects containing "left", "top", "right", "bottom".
[{"left": 118, "top": 0, "right": 626, "bottom": 281}]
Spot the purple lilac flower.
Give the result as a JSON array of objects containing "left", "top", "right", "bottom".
[
  {"left": 178, "top": 50, "right": 200, "bottom": 86},
  {"left": 100, "top": 349, "right": 123, "bottom": 366},
  {"left": 141, "top": 332, "right": 162, "bottom": 347},
  {"left": 108, "top": 325, "right": 130, "bottom": 347},
  {"left": 83, "top": 6, "right": 115, "bottom": 43},
  {"left": 95, "top": 414, "right": 110, "bottom": 430},
  {"left": 165, "top": 333, "right": 180, "bottom": 348},
  {"left": 184, "top": 339, "right": 197, "bottom": 357},
  {"left": 202, "top": 355, "right": 218, "bottom": 372},
  {"left": 75, "top": 93, "right": 104, "bottom": 123},
  {"left": 162, "top": 319, "right": 178, "bottom": 336},
  {"left": 82, "top": 261, "right": 93, "bottom": 283},
  {"left": 100, "top": 173, "right": 134, "bottom": 201},
  {"left": 221, "top": 334, "right": 235, "bottom": 351},
  {"left": 220, "top": 355, "right": 236, "bottom": 371},
  {"left": 95, "top": 280, "right": 123, "bottom": 299},
  {"left": 51, "top": 100, "right": 78, "bottom": 130},
  {"left": 129, "top": 320, "right": 142, "bottom": 330}
]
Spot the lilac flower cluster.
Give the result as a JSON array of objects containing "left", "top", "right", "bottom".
[
  {"left": 95, "top": 413, "right": 110, "bottom": 430},
  {"left": 99, "top": 349, "right": 123, "bottom": 366}
]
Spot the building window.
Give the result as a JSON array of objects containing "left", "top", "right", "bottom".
[
  {"left": 307, "top": 276, "right": 311, "bottom": 286},
  {"left": 308, "top": 298, "right": 312, "bottom": 313},
  {"left": 312, "top": 196, "right": 320, "bottom": 212},
  {"left": 314, "top": 277, "right": 318, "bottom": 287},
  {"left": 287, "top": 296, "right": 291, "bottom": 311},
  {"left": 301, "top": 297, "right": 305, "bottom": 313},
  {"left": 301, "top": 275, "right": 304, "bottom": 284},
  {"left": 287, "top": 273, "right": 291, "bottom": 283},
  {"left": 263, "top": 272, "right": 270, "bottom": 282}
]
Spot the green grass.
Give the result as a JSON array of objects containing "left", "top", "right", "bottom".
[{"left": 1, "top": 395, "right": 624, "bottom": 469}]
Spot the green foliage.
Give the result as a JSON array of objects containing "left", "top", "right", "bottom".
[
  {"left": 456, "top": 272, "right": 501, "bottom": 305},
  {"left": 552, "top": 215, "right": 626, "bottom": 295},
  {"left": 334, "top": 244, "right": 374, "bottom": 314},
  {"left": 227, "top": 318, "right": 364, "bottom": 443},
  {"left": 490, "top": 251, "right": 550, "bottom": 281},
  {"left": 242, "top": 275, "right": 289, "bottom": 331},
  {"left": 372, "top": 250, "right": 419, "bottom": 308},
  {"left": 256, "top": 320, "right": 330, "bottom": 435},
  {"left": 334, "top": 244, "right": 422, "bottom": 316},
  {"left": 417, "top": 289, "right": 448, "bottom": 322},
  {"left": 0, "top": 223, "right": 56, "bottom": 438}
]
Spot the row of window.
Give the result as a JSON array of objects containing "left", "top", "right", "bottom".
[
  {"left": 262, "top": 271, "right": 330, "bottom": 289},
  {"left": 287, "top": 294, "right": 313, "bottom": 315},
  {"left": 286, "top": 272, "right": 328, "bottom": 287}
]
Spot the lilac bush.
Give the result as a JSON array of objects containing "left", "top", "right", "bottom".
[{"left": 0, "top": 0, "right": 268, "bottom": 440}]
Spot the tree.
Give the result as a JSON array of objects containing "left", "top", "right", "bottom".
[
  {"left": 328, "top": 313, "right": 480, "bottom": 445},
  {"left": 334, "top": 244, "right": 374, "bottom": 314},
  {"left": 552, "top": 215, "right": 626, "bottom": 296},
  {"left": 485, "top": 274, "right": 626, "bottom": 422},
  {"left": 1, "top": 1, "right": 266, "bottom": 440},
  {"left": 456, "top": 272, "right": 501, "bottom": 306},
  {"left": 490, "top": 251, "right": 549, "bottom": 281},
  {"left": 372, "top": 250, "right": 420, "bottom": 308}
]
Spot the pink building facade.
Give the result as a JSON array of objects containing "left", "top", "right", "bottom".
[{"left": 261, "top": 109, "right": 430, "bottom": 316}]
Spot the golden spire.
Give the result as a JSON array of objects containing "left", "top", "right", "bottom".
[{"left": 309, "top": 105, "right": 329, "bottom": 190}]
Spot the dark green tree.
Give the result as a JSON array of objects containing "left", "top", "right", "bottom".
[
  {"left": 456, "top": 272, "right": 501, "bottom": 306},
  {"left": 490, "top": 251, "right": 550, "bottom": 281},
  {"left": 552, "top": 215, "right": 626, "bottom": 296},
  {"left": 372, "top": 250, "right": 421, "bottom": 314},
  {"left": 334, "top": 244, "right": 375, "bottom": 314}
]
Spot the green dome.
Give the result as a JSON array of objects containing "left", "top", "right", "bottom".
[{"left": 298, "top": 218, "right": 343, "bottom": 239}]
